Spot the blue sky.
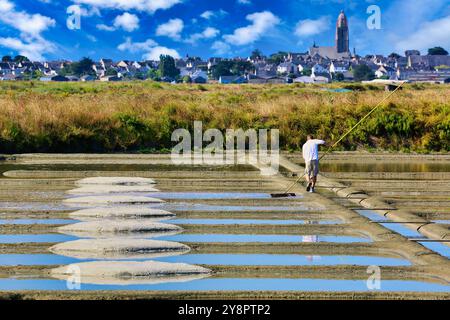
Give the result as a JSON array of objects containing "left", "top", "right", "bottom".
[{"left": 0, "top": 0, "right": 449, "bottom": 61}]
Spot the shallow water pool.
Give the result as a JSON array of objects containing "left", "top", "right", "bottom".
[
  {"left": 0, "top": 234, "right": 79, "bottom": 243},
  {"left": 155, "top": 234, "right": 371, "bottom": 243},
  {"left": 0, "top": 219, "right": 78, "bottom": 225},
  {"left": 0, "top": 278, "right": 447, "bottom": 292},
  {"left": 0, "top": 253, "right": 409, "bottom": 266},
  {"left": 167, "top": 218, "right": 340, "bottom": 225}
]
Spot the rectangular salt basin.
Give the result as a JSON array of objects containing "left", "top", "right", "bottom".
[
  {"left": 418, "top": 242, "right": 450, "bottom": 258},
  {"left": 0, "top": 219, "right": 78, "bottom": 225},
  {"left": 0, "top": 254, "right": 93, "bottom": 266},
  {"left": 81, "top": 192, "right": 297, "bottom": 200},
  {"left": 155, "top": 234, "right": 371, "bottom": 243},
  {"left": 379, "top": 223, "right": 424, "bottom": 238},
  {"left": 0, "top": 234, "right": 79, "bottom": 244},
  {"left": 0, "top": 278, "right": 448, "bottom": 292},
  {"left": 356, "top": 210, "right": 388, "bottom": 221},
  {"left": 0, "top": 202, "right": 70, "bottom": 211},
  {"left": 154, "top": 254, "right": 410, "bottom": 266},
  {"left": 152, "top": 203, "right": 324, "bottom": 212},
  {"left": 0, "top": 254, "right": 410, "bottom": 266},
  {"left": 356, "top": 210, "right": 427, "bottom": 238},
  {"left": 167, "top": 219, "right": 341, "bottom": 225}
]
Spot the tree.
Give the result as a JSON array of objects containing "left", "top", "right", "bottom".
[
  {"left": 301, "top": 68, "right": 312, "bottom": 76},
  {"left": 147, "top": 68, "right": 161, "bottom": 80},
  {"left": 60, "top": 57, "right": 95, "bottom": 76},
  {"left": 211, "top": 60, "right": 254, "bottom": 80},
  {"left": 71, "top": 57, "right": 95, "bottom": 76},
  {"left": 388, "top": 52, "right": 401, "bottom": 59},
  {"left": 334, "top": 72, "right": 345, "bottom": 82},
  {"left": 353, "top": 64, "right": 375, "bottom": 81},
  {"left": 428, "top": 47, "right": 448, "bottom": 55},
  {"left": 211, "top": 61, "right": 234, "bottom": 79},
  {"left": 32, "top": 70, "right": 43, "bottom": 79},
  {"left": 13, "top": 55, "right": 29, "bottom": 63},
  {"left": 182, "top": 75, "right": 192, "bottom": 83},
  {"left": 250, "top": 49, "right": 262, "bottom": 60},
  {"left": 2, "top": 56, "right": 12, "bottom": 62},
  {"left": 159, "top": 55, "right": 180, "bottom": 78},
  {"left": 231, "top": 60, "right": 254, "bottom": 75},
  {"left": 267, "top": 51, "right": 287, "bottom": 64},
  {"left": 105, "top": 68, "right": 118, "bottom": 76}
]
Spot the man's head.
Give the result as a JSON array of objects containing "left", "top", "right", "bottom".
[{"left": 307, "top": 135, "right": 313, "bottom": 140}]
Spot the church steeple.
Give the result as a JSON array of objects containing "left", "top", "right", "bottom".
[{"left": 336, "top": 10, "right": 349, "bottom": 53}]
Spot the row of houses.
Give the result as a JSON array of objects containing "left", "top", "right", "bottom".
[{"left": 1, "top": 49, "right": 449, "bottom": 83}]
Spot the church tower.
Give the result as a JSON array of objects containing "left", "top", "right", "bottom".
[{"left": 336, "top": 10, "right": 349, "bottom": 53}]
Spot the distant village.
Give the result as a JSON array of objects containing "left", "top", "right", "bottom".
[{"left": 1, "top": 11, "right": 449, "bottom": 85}]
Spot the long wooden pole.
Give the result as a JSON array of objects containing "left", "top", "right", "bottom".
[{"left": 281, "top": 81, "right": 406, "bottom": 194}]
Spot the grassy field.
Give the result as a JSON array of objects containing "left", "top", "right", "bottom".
[{"left": 0, "top": 81, "right": 449, "bottom": 153}]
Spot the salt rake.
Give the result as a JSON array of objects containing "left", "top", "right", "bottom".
[{"left": 270, "top": 81, "right": 406, "bottom": 198}]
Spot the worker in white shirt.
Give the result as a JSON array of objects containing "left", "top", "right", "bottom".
[{"left": 302, "top": 135, "right": 325, "bottom": 193}]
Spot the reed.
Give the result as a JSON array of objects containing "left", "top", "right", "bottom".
[{"left": 0, "top": 81, "right": 448, "bottom": 153}]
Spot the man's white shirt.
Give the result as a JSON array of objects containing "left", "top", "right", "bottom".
[{"left": 302, "top": 139, "right": 325, "bottom": 161}]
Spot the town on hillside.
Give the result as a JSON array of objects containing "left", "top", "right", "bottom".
[{"left": 1, "top": 11, "right": 449, "bottom": 84}]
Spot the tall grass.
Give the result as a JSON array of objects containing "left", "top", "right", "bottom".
[{"left": 0, "top": 81, "right": 449, "bottom": 153}]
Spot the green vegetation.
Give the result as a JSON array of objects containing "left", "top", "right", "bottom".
[
  {"left": 158, "top": 55, "right": 180, "bottom": 78},
  {"left": 0, "top": 81, "right": 449, "bottom": 153},
  {"left": 428, "top": 47, "right": 448, "bottom": 56},
  {"left": 60, "top": 57, "right": 96, "bottom": 77},
  {"left": 353, "top": 64, "right": 375, "bottom": 81},
  {"left": 210, "top": 60, "right": 254, "bottom": 80},
  {"left": 1, "top": 55, "right": 29, "bottom": 63}
]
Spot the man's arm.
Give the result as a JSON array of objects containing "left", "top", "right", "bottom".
[{"left": 313, "top": 139, "right": 325, "bottom": 145}]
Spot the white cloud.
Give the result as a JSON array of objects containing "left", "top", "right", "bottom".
[
  {"left": 143, "top": 46, "right": 180, "bottom": 60},
  {"left": 156, "top": 18, "right": 184, "bottom": 40},
  {"left": 114, "top": 12, "right": 139, "bottom": 32},
  {"left": 96, "top": 12, "right": 139, "bottom": 32},
  {"left": 0, "top": 37, "right": 55, "bottom": 61},
  {"left": 0, "top": 0, "right": 55, "bottom": 37},
  {"left": 200, "top": 10, "right": 214, "bottom": 20},
  {"left": 200, "top": 9, "right": 227, "bottom": 20},
  {"left": 72, "top": 0, "right": 181, "bottom": 14},
  {"left": 185, "top": 27, "right": 219, "bottom": 44},
  {"left": 395, "top": 15, "right": 450, "bottom": 52},
  {"left": 212, "top": 40, "right": 231, "bottom": 55},
  {"left": 237, "top": 0, "right": 251, "bottom": 4},
  {"left": 96, "top": 24, "right": 115, "bottom": 31},
  {"left": 223, "top": 11, "right": 280, "bottom": 45},
  {"left": 117, "top": 37, "right": 158, "bottom": 52},
  {"left": 67, "top": 4, "right": 100, "bottom": 17},
  {"left": 86, "top": 34, "right": 97, "bottom": 42},
  {"left": 0, "top": 0, "right": 55, "bottom": 60},
  {"left": 0, "top": 0, "right": 13, "bottom": 11},
  {"left": 117, "top": 38, "right": 180, "bottom": 60},
  {"left": 294, "top": 16, "right": 330, "bottom": 37}
]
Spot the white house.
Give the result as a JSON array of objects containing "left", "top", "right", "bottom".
[
  {"left": 375, "top": 65, "right": 396, "bottom": 78},
  {"left": 277, "top": 62, "right": 298, "bottom": 75},
  {"left": 329, "top": 61, "right": 348, "bottom": 74},
  {"left": 311, "top": 63, "right": 328, "bottom": 77}
]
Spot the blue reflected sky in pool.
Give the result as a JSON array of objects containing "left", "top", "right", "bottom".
[
  {"left": 149, "top": 203, "right": 324, "bottom": 212},
  {"left": 0, "top": 219, "right": 78, "bottom": 225},
  {"left": 418, "top": 242, "right": 450, "bottom": 258},
  {"left": 355, "top": 210, "right": 388, "bottom": 221},
  {"left": 0, "top": 278, "right": 447, "bottom": 292},
  {"left": 154, "top": 234, "right": 371, "bottom": 243},
  {"left": 88, "top": 192, "right": 288, "bottom": 200},
  {"left": 166, "top": 219, "right": 340, "bottom": 225},
  {"left": 0, "top": 253, "right": 410, "bottom": 266},
  {"left": 0, "top": 234, "right": 79, "bottom": 244}
]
